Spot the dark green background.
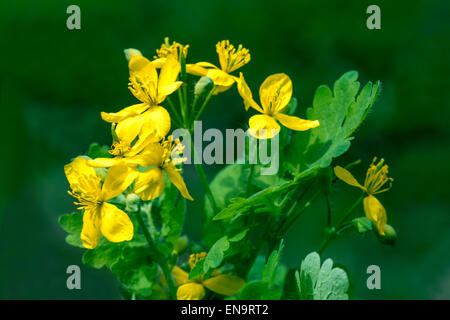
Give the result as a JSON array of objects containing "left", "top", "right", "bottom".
[{"left": 1, "top": 0, "right": 449, "bottom": 299}]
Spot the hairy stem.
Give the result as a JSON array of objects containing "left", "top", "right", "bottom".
[{"left": 135, "top": 211, "right": 176, "bottom": 299}]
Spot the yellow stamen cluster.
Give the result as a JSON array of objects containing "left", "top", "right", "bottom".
[
  {"left": 188, "top": 252, "right": 207, "bottom": 269},
  {"left": 109, "top": 140, "right": 130, "bottom": 157},
  {"left": 128, "top": 73, "right": 156, "bottom": 105},
  {"left": 68, "top": 190, "right": 102, "bottom": 209},
  {"left": 364, "top": 157, "right": 393, "bottom": 194},
  {"left": 155, "top": 37, "right": 189, "bottom": 61},
  {"left": 67, "top": 173, "right": 102, "bottom": 209},
  {"left": 216, "top": 40, "right": 250, "bottom": 73},
  {"left": 161, "top": 135, "right": 187, "bottom": 168}
]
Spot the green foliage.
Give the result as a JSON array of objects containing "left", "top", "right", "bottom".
[
  {"left": 87, "top": 142, "right": 112, "bottom": 159},
  {"left": 353, "top": 217, "right": 374, "bottom": 233},
  {"left": 285, "top": 71, "right": 380, "bottom": 175},
  {"left": 110, "top": 246, "right": 157, "bottom": 298},
  {"left": 203, "top": 236, "right": 230, "bottom": 274},
  {"left": 57, "top": 70, "right": 388, "bottom": 301},
  {"left": 160, "top": 183, "right": 186, "bottom": 247},
  {"left": 296, "top": 252, "right": 349, "bottom": 300},
  {"left": 58, "top": 212, "right": 84, "bottom": 248},
  {"left": 234, "top": 241, "right": 286, "bottom": 299},
  {"left": 262, "top": 240, "right": 285, "bottom": 287}
]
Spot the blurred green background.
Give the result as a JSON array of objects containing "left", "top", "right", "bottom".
[{"left": 0, "top": 0, "right": 449, "bottom": 299}]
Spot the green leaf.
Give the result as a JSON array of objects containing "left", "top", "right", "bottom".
[
  {"left": 87, "top": 142, "right": 112, "bottom": 159},
  {"left": 58, "top": 212, "right": 84, "bottom": 248},
  {"left": 110, "top": 246, "right": 157, "bottom": 298},
  {"left": 204, "top": 164, "right": 250, "bottom": 220},
  {"left": 188, "top": 259, "right": 205, "bottom": 280},
  {"left": 297, "top": 251, "right": 349, "bottom": 300},
  {"left": 228, "top": 229, "right": 248, "bottom": 242},
  {"left": 353, "top": 217, "right": 373, "bottom": 233},
  {"left": 82, "top": 240, "right": 125, "bottom": 269},
  {"left": 234, "top": 281, "right": 282, "bottom": 300},
  {"left": 286, "top": 97, "right": 298, "bottom": 115},
  {"left": 203, "top": 236, "right": 230, "bottom": 274},
  {"left": 285, "top": 71, "right": 380, "bottom": 176},
  {"left": 160, "top": 183, "right": 186, "bottom": 247},
  {"left": 299, "top": 252, "right": 321, "bottom": 299},
  {"left": 262, "top": 240, "right": 285, "bottom": 287},
  {"left": 212, "top": 179, "right": 296, "bottom": 221}
]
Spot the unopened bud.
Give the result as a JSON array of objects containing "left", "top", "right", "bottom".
[
  {"left": 377, "top": 224, "right": 397, "bottom": 245},
  {"left": 173, "top": 235, "right": 189, "bottom": 254},
  {"left": 124, "top": 48, "right": 142, "bottom": 61},
  {"left": 125, "top": 193, "right": 141, "bottom": 213},
  {"left": 194, "top": 76, "right": 213, "bottom": 96}
]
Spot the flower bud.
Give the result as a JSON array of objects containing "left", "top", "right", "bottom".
[
  {"left": 125, "top": 193, "right": 141, "bottom": 213},
  {"left": 194, "top": 76, "right": 214, "bottom": 96},
  {"left": 376, "top": 224, "right": 397, "bottom": 245},
  {"left": 124, "top": 48, "right": 142, "bottom": 61},
  {"left": 173, "top": 235, "right": 189, "bottom": 254}
]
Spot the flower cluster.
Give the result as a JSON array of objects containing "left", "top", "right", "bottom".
[{"left": 61, "top": 37, "right": 393, "bottom": 301}]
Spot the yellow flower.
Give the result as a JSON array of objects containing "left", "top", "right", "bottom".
[
  {"left": 153, "top": 37, "right": 189, "bottom": 67},
  {"left": 87, "top": 119, "right": 158, "bottom": 169},
  {"left": 101, "top": 55, "right": 183, "bottom": 140},
  {"left": 187, "top": 40, "right": 250, "bottom": 94},
  {"left": 134, "top": 135, "right": 193, "bottom": 201},
  {"left": 334, "top": 158, "right": 394, "bottom": 235},
  {"left": 64, "top": 157, "right": 137, "bottom": 249},
  {"left": 172, "top": 252, "right": 245, "bottom": 300},
  {"left": 237, "top": 73, "right": 320, "bottom": 139}
]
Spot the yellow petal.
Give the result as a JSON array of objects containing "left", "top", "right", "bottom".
[
  {"left": 259, "top": 73, "right": 292, "bottom": 113},
  {"left": 177, "top": 283, "right": 205, "bottom": 300},
  {"left": 80, "top": 205, "right": 102, "bottom": 249},
  {"left": 64, "top": 157, "right": 100, "bottom": 193},
  {"left": 195, "top": 62, "right": 218, "bottom": 69},
  {"left": 274, "top": 113, "right": 320, "bottom": 131},
  {"left": 158, "top": 81, "right": 183, "bottom": 104},
  {"left": 114, "top": 116, "right": 143, "bottom": 146},
  {"left": 203, "top": 274, "right": 246, "bottom": 296},
  {"left": 248, "top": 114, "right": 280, "bottom": 139},
  {"left": 141, "top": 106, "right": 171, "bottom": 140},
  {"left": 363, "top": 195, "right": 387, "bottom": 236},
  {"left": 129, "top": 56, "right": 158, "bottom": 103},
  {"left": 158, "top": 56, "right": 182, "bottom": 101},
  {"left": 206, "top": 69, "right": 235, "bottom": 87},
  {"left": 129, "top": 55, "right": 157, "bottom": 81},
  {"left": 101, "top": 166, "right": 139, "bottom": 200},
  {"left": 164, "top": 166, "right": 194, "bottom": 201},
  {"left": 334, "top": 166, "right": 365, "bottom": 190},
  {"left": 237, "top": 73, "right": 264, "bottom": 113},
  {"left": 139, "top": 143, "right": 164, "bottom": 167},
  {"left": 134, "top": 168, "right": 165, "bottom": 200},
  {"left": 87, "top": 158, "right": 122, "bottom": 168},
  {"left": 172, "top": 266, "right": 189, "bottom": 286},
  {"left": 101, "top": 103, "right": 148, "bottom": 123},
  {"left": 100, "top": 202, "right": 134, "bottom": 242},
  {"left": 186, "top": 63, "right": 208, "bottom": 76},
  {"left": 126, "top": 121, "right": 161, "bottom": 157}
]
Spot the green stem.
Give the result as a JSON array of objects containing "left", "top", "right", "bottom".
[
  {"left": 246, "top": 164, "right": 255, "bottom": 196},
  {"left": 193, "top": 86, "right": 216, "bottom": 124},
  {"left": 279, "top": 190, "right": 321, "bottom": 235},
  {"left": 190, "top": 95, "right": 200, "bottom": 122},
  {"left": 326, "top": 195, "right": 332, "bottom": 227},
  {"left": 182, "top": 84, "right": 189, "bottom": 122},
  {"left": 187, "top": 133, "right": 218, "bottom": 213},
  {"left": 336, "top": 193, "right": 364, "bottom": 226},
  {"left": 318, "top": 194, "right": 364, "bottom": 255},
  {"left": 135, "top": 211, "right": 176, "bottom": 299},
  {"left": 166, "top": 97, "right": 183, "bottom": 127},
  {"left": 178, "top": 89, "right": 187, "bottom": 127}
]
